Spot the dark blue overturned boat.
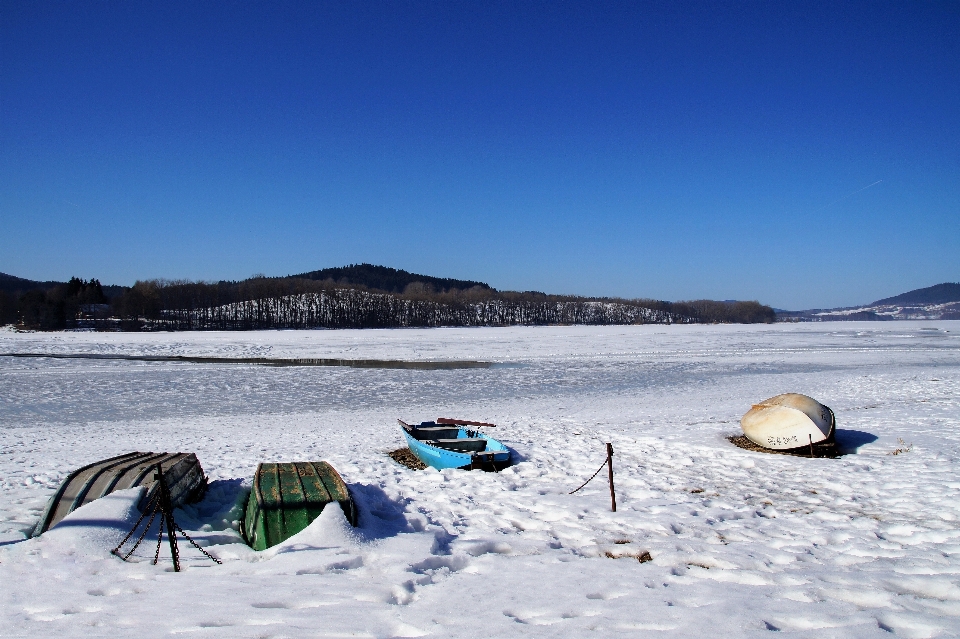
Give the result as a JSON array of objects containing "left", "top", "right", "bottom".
[{"left": 399, "top": 418, "right": 511, "bottom": 471}]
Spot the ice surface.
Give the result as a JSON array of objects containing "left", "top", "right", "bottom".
[{"left": 1, "top": 322, "right": 959, "bottom": 637}]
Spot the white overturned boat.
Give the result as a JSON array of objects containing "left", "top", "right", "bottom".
[{"left": 741, "top": 393, "right": 835, "bottom": 453}]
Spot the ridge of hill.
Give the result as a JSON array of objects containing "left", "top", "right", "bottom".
[
  {"left": 0, "top": 273, "right": 126, "bottom": 298},
  {"left": 289, "top": 263, "right": 493, "bottom": 294},
  {"left": 778, "top": 282, "right": 960, "bottom": 322},
  {"left": 0, "top": 272, "right": 64, "bottom": 295},
  {"left": 873, "top": 282, "right": 960, "bottom": 306},
  {"left": 1, "top": 266, "right": 777, "bottom": 328}
]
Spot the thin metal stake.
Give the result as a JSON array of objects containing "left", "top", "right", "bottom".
[
  {"left": 606, "top": 443, "right": 617, "bottom": 512},
  {"left": 809, "top": 434, "right": 815, "bottom": 459},
  {"left": 155, "top": 463, "right": 181, "bottom": 572}
]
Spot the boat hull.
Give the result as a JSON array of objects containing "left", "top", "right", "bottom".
[
  {"left": 241, "top": 461, "right": 357, "bottom": 551},
  {"left": 401, "top": 423, "right": 510, "bottom": 471},
  {"left": 741, "top": 394, "right": 835, "bottom": 451},
  {"left": 33, "top": 451, "right": 207, "bottom": 537}
]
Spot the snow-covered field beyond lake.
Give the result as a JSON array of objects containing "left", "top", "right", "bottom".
[{"left": 1, "top": 322, "right": 959, "bottom": 638}]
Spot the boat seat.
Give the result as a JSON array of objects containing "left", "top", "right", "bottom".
[
  {"left": 410, "top": 427, "right": 461, "bottom": 440},
  {"left": 427, "top": 438, "right": 487, "bottom": 452}
]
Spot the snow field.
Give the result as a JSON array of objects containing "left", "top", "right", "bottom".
[{"left": 1, "top": 322, "right": 959, "bottom": 637}]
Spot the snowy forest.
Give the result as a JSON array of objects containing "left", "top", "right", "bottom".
[{"left": 1, "top": 265, "right": 776, "bottom": 330}]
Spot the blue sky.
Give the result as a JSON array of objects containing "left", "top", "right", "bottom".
[{"left": 1, "top": 1, "right": 957, "bottom": 310}]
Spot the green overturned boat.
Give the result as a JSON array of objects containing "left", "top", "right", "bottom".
[{"left": 241, "top": 462, "right": 357, "bottom": 551}]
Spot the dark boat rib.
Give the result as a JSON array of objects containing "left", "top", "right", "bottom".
[
  {"left": 68, "top": 452, "right": 159, "bottom": 517},
  {"left": 103, "top": 452, "right": 169, "bottom": 495},
  {"left": 33, "top": 452, "right": 144, "bottom": 537}
]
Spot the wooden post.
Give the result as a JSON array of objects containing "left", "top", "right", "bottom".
[
  {"left": 155, "top": 463, "right": 181, "bottom": 572},
  {"left": 606, "top": 443, "right": 617, "bottom": 512},
  {"left": 809, "top": 434, "right": 815, "bottom": 459}
]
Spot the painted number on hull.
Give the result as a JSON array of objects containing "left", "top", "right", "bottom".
[{"left": 767, "top": 435, "right": 800, "bottom": 446}]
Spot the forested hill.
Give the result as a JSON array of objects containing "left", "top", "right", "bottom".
[
  {"left": 873, "top": 283, "right": 960, "bottom": 306},
  {"left": 1, "top": 265, "right": 776, "bottom": 329},
  {"left": 0, "top": 272, "right": 126, "bottom": 298},
  {"left": 291, "top": 264, "right": 492, "bottom": 294},
  {"left": 0, "top": 272, "right": 63, "bottom": 295}
]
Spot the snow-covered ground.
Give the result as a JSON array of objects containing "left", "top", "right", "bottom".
[{"left": 1, "top": 322, "right": 959, "bottom": 638}]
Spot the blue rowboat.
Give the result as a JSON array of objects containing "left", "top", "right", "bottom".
[{"left": 399, "top": 418, "right": 511, "bottom": 471}]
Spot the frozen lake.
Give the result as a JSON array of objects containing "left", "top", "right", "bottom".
[{"left": 1, "top": 322, "right": 959, "bottom": 637}]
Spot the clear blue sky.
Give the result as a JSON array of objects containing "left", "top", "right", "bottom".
[{"left": 1, "top": 1, "right": 957, "bottom": 310}]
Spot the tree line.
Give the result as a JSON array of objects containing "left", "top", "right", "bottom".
[
  {"left": 3, "top": 272, "right": 775, "bottom": 330},
  {"left": 1, "top": 277, "right": 108, "bottom": 330}
]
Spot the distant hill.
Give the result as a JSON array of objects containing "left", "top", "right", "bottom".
[
  {"left": 2, "top": 265, "right": 777, "bottom": 328},
  {"left": 0, "top": 273, "right": 125, "bottom": 298},
  {"left": 779, "top": 281, "right": 960, "bottom": 322},
  {"left": 873, "top": 283, "right": 960, "bottom": 306},
  {"left": 290, "top": 263, "right": 493, "bottom": 294},
  {"left": 0, "top": 272, "right": 64, "bottom": 295}
]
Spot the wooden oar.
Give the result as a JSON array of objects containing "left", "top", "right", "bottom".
[{"left": 437, "top": 417, "right": 497, "bottom": 427}]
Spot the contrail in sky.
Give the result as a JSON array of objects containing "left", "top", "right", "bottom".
[{"left": 817, "top": 180, "right": 882, "bottom": 211}]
